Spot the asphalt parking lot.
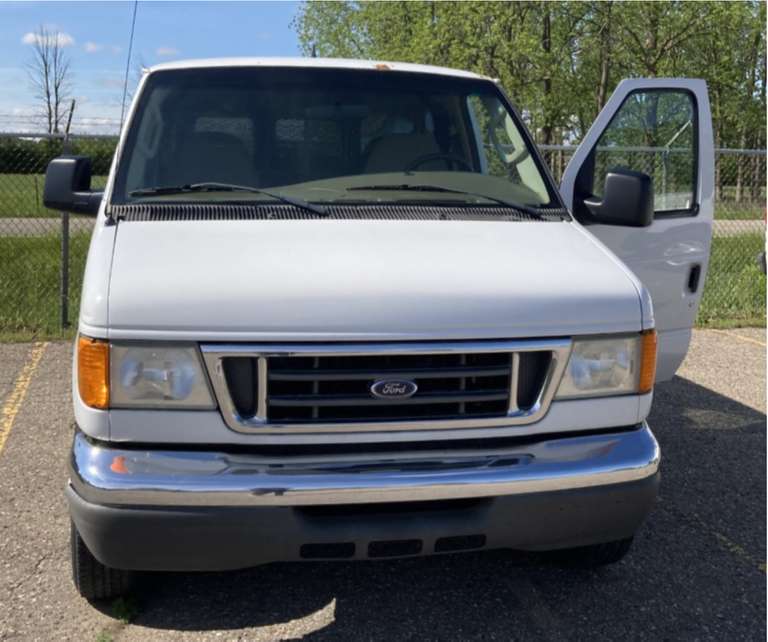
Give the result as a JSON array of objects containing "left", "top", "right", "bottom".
[{"left": 0, "top": 329, "right": 765, "bottom": 641}]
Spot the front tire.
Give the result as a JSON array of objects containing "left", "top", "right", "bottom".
[
  {"left": 550, "top": 537, "right": 634, "bottom": 568},
  {"left": 71, "top": 522, "right": 135, "bottom": 601}
]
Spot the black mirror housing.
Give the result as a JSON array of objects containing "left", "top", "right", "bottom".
[
  {"left": 43, "top": 156, "right": 103, "bottom": 215},
  {"left": 580, "top": 167, "right": 654, "bottom": 227}
]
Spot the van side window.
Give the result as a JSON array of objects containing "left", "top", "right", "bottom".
[{"left": 591, "top": 90, "right": 697, "bottom": 214}]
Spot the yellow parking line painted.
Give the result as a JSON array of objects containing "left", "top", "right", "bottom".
[
  {"left": 709, "top": 328, "right": 766, "bottom": 348},
  {"left": 690, "top": 511, "right": 765, "bottom": 574},
  {"left": 680, "top": 513, "right": 766, "bottom": 573},
  {"left": 0, "top": 342, "right": 48, "bottom": 458},
  {"left": 713, "top": 532, "right": 766, "bottom": 574}
]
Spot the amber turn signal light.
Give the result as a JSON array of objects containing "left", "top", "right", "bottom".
[
  {"left": 77, "top": 335, "right": 109, "bottom": 409},
  {"left": 638, "top": 330, "right": 657, "bottom": 394}
]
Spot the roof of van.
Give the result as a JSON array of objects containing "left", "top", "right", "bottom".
[{"left": 147, "top": 57, "right": 494, "bottom": 82}]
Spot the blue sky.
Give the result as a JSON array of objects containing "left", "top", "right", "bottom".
[{"left": 0, "top": 1, "right": 303, "bottom": 133}]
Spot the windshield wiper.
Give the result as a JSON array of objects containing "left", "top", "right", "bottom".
[
  {"left": 129, "top": 182, "right": 328, "bottom": 216},
  {"left": 347, "top": 183, "right": 548, "bottom": 219}
]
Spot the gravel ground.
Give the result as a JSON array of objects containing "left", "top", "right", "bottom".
[{"left": 0, "top": 329, "right": 764, "bottom": 641}]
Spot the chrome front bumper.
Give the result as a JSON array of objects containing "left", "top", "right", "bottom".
[{"left": 69, "top": 423, "right": 659, "bottom": 508}]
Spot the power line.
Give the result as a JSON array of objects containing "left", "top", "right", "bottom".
[{"left": 119, "top": 0, "right": 139, "bottom": 130}]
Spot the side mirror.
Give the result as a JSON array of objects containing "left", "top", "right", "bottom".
[
  {"left": 43, "top": 156, "right": 103, "bottom": 216},
  {"left": 579, "top": 167, "right": 653, "bottom": 227}
]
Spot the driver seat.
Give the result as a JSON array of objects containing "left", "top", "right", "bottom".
[{"left": 363, "top": 133, "right": 449, "bottom": 173}]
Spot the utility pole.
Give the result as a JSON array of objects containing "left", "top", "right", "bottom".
[{"left": 60, "top": 97, "right": 76, "bottom": 329}]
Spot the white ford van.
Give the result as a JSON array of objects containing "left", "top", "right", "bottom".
[{"left": 44, "top": 59, "right": 713, "bottom": 601}]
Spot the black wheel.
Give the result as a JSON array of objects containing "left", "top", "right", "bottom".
[
  {"left": 71, "top": 522, "right": 135, "bottom": 601},
  {"left": 549, "top": 537, "right": 634, "bottom": 568}
]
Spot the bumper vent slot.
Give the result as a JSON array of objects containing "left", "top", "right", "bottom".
[
  {"left": 368, "top": 539, "right": 423, "bottom": 558},
  {"left": 434, "top": 534, "right": 487, "bottom": 553},
  {"left": 300, "top": 542, "right": 355, "bottom": 559}
]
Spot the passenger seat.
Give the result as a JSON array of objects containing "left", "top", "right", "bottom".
[
  {"left": 173, "top": 132, "right": 257, "bottom": 186},
  {"left": 363, "top": 133, "right": 448, "bottom": 173}
]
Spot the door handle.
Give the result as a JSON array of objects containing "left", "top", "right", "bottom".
[{"left": 687, "top": 264, "right": 702, "bottom": 293}]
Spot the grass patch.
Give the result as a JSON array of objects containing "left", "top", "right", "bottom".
[
  {"left": 0, "top": 174, "right": 108, "bottom": 218},
  {"left": 0, "top": 174, "right": 49, "bottom": 218},
  {"left": 0, "top": 232, "right": 88, "bottom": 337},
  {"left": 697, "top": 233, "right": 766, "bottom": 326},
  {"left": 715, "top": 204, "right": 764, "bottom": 221},
  {"left": 110, "top": 596, "right": 139, "bottom": 624}
]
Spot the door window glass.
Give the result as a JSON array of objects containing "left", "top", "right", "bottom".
[{"left": 592, "top": 90, "right": 696, "bottom": 213}]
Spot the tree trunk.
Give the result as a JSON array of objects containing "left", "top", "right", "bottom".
[
  {"left": 595, "top": 3, "right": 613, "bottom": 112},
  {"left": 712, "top": 94, "right": 721, "bottom": 201},
  {"left": 541, "top": 7, "right": 553, "bottom": 145}
]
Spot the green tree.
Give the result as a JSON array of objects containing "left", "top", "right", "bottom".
[{"left": 293, "top": 1, "right": 766, "bottom": 148}]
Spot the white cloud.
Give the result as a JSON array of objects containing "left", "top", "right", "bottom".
[
  {"left": 84, "top": 41, "right": 102, "bottom": 53},
  {"left": 156, "top": 46, "right": 179, "bottom": 57},
  {"left": 22, "top": 30, "right": 75, "bottom": 47},
  {"left": 78, "top": 116, "right": 119, "bottom": 127},
  {"left": 96, "top": 76, "right": 126, "bottom": 90}
]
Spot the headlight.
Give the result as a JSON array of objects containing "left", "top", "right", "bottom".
[
  {"left": 110, "top": 343, "right": 214, "bottom": 408},
  {"left": 556, "top": 331, "right": 656, "bottom": 399}
]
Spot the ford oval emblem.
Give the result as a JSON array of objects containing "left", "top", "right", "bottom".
[{"left": 369, "top": 379, "right": 418, "bottom": 400}]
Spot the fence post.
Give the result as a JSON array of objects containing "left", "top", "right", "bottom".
[
  {"left": 60, "top": 100, "right": 76, "bottom": 330},
  {"left": 714, "top": 150, "right": 721, "bottom": 201},
  {"left": 60, "top": 134, "right": 70, "bottom": 329},
  {"left": 60, "top": 209, "right": 69, "bottom": 328},
  {"left": 752, "top": 153, "right": 761, "bottom": 202}
]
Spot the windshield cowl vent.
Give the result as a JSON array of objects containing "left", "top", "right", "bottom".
[{"left": 111, "top": 203, "right": 569, "bottom": 223}]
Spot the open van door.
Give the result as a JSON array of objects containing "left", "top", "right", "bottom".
[{"left": 560, "top": 79, "right": 714, "bottom": 381}]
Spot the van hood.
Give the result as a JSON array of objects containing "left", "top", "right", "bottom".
[{"left": 105, "top": 219, "right": 644, "bottom": 340}]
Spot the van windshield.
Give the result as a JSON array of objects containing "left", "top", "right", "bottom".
[{"left": 112, "top": 67, "right": 558, "bottom": 209}]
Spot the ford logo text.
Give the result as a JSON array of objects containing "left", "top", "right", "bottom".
[{"left": 369, "top": 379, "right": 418, "bottom": 400}]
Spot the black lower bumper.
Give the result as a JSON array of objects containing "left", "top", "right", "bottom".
[{"left": 67, "top": 473, "right": 659, "bottom": 572}]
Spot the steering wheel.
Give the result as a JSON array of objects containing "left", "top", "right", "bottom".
[{"left": 405, "top": 153, "right": 473, "bottom": 173}]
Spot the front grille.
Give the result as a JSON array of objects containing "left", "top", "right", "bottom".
[
  {"left": 266, "top": 352, "right": 521, "bottom": 423},
  {"left": 218, "top": 349, "right": 552, "bottom": 425},
  {"left": 201, "top": 339, "right": 571, "bottom": 435}
]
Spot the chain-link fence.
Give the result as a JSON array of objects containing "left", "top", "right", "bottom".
[
  {"left": 0, "top": 132, "right": 765, "bottom": 339},
  {"left": 0, "top": 133, "right": 115, "bottom": 338}
]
